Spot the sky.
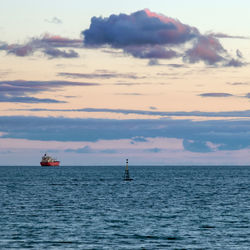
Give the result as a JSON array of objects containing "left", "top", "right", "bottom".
[{"left": 0, "top": 0, "right": 250, "bottom": 165}]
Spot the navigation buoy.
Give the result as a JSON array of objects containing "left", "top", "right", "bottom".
[{"left": 123, "top": 159, "right": 133, "bottom": 181}]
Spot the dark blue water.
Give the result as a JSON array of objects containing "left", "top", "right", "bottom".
[{"left": 0, "top": 165, "right": 250, "bottom": 249}]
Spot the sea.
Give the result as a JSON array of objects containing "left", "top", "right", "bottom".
[{"left": 0, "top": 165, "right": 249, "bottom": 249}]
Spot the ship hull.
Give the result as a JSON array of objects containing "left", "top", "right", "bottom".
[{"left": 40, "top": 161, "right": 60, "bottom": 166}]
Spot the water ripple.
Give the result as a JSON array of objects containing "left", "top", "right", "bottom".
[{"left": 0, "top": 165, "right": 250, "bottom": 249}]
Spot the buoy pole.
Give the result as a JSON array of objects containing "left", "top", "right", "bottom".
[{"left": 126, "top": 159, "right": 128, "bottom": 171}]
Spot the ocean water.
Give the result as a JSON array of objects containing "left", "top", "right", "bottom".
[{"left": 0, "top": 165, "right": 250, "bottom": 249}]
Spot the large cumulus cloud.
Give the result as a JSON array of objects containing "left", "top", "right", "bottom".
[
  {"left": 83, "top": 9, "right": 198, "bottom": 46},
  {"left": 82, "top": 9, "right": 245, "bottom": 67}
]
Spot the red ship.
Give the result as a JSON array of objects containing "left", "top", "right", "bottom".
[{"left": 40, "top": 153, "right": 60, "bottom": 166}]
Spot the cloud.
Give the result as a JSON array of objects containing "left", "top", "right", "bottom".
[
  {"left": 0, "top": 69, "right": 11, "bottom": 78},
  {"left": 65, "top": 146, "right": 94, "bottom": 153},
  {"left": 149, "top": 106, "right": 157, "bottom": 110},
  {"left": 144, "top": 147, "right": 162, "bottom": 153},
  {"left": 184, "top": 35, "right": 226, "bottom": 65},
  {"left": 224, "top": 58, "right": 246, "bottom": 67},
  {"left": 207, "top": 32, "right": 249, "bottom": 39},
  {"left": 1, "top": 116, "right": 250, "bottom": 152},
  {"left": 19, "top": 107, "right": 250, "bottom": 118},
  {"left": 227, "top": 82, "right": 249, "bottom": 86},
  {"left": 0, "top": 43, "right": 35, "bottom": 57},
  {"left": 45, "top": 17, "right": 62, "bottom": 24},
  {"left": 115, "top": 93, "right": 142, "bottom": 96},
  {"left": 0, "top": 80, "right": 99, "bottom": 91},
  {"left": 199, "top": 93, "right": 233, "bottom": 98},
  {"left": 83, "top": 9, "right": 198, "bottom": 47},
  {"left": 82, "top": 9, "right": 245, "bottom": 67},
  {"left": 40, "top": 34, "right": 82, "bottom": 48},
  {"left": 44, "top": 48, "right": 79, "bottom": 58},
  {"left": 183, "top": 139, "right": 213, "bottom": 153},
  {"left": 115, "top": 82, "right": 139, "bottom": 86},
  {"left": 245, "top": 93, "right": 250, "bottom": 99},
  {"left": 65, "top": 145, "right": 117, "bottom": 154},
  {"left": 168, "top": 63, "right": 186, "bottom": 68},
  {"left": 0, "top": 34, "right": 82, "bottom": 58},
  {"left": 0, "top": 96, "right": 65, "bottom": 103},
  {"left": 148, "top": 59, "right": 160, "bottom": 66},
  {"left": 236, "top": 49, "right": 243, "bottom": 58},
  {"left": 124, "top": 45, "right": 178, "bottom": 59},
  {"left": 99, "top": 149, "right": 117, "bottom": 154},
  {"left": 131, "top": 136, "right": 148, "bottom": 143},
  {"left": 58, "top": 70, "right": 142, "bottom": 79},
  {"left": 0, "top": 80, "right": 99, "bottom": 103}
]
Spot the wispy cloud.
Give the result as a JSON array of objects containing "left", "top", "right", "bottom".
[
  {"left": 144, "top": 147, "right": 162, "bottom": 153},
  {"left": 43, "top": 48, "right": 79, "bottom": 58},
  {"left": 58, "top": 70, "right": 143, "bottom": 79},
  {"left": 199, "top": 93, "right": 233, "bottom": 98},
  {"left": 115, "top": 82, "right": 141, "bottom": 86},
  {"left": 0, "top": 34, "right": 82, "bottom": 58},
  {"left": 207, "top": 32, "right": 249, "bottom": 39},
  {"left": 149, "top": 106, "right": 157, "bottom": 110},
  {"left": 115, "top": 93, "right": 143, "bottom": 96},
  {"left": 65, "top": 146, "right": 94, "bottom": 154},
  {"left": 0, "top": 69, "right": 11, "bottom": 78},
  {"left": 148, "top": 59, "right": 160, "bottom": 66},
  {"left": 18, "top": 107, "right": 250, "bottom": 118},
  {"left": 131, "top": 136, "right": 148, "bottom": 143},
  {"left": 40, "top": 34, "right": 82, "bottom": 48},
  {"left": 82, "top": 9, "right": 245, "bottom": 67},
  {"left": 0, "top": 80, "right": 99, "bottom": 103},
  {"left": 227, "top": 82, "right": 249, "bottom": 86},
  {"left": 245, "top": 93, "right": 250, "bottom": 99},
  {"left": 148, "top": 60, "right": 187, "bottom": 67},
  {"left": 65, "top": 145, "right": 117, "bottom": 154},
  {"left": 0, "top": 96, "right": 65, "bottom": 103},
  {"left": 199, "top": 92, "right": 250, "bottom": 99},
  {"left": 0, "top": 116, "right": 250, "bottom": 152},
  {"left": 183, "top": 140, "right": 213, "bottom": 153},
  {"left": 224, "top": 58, "right": 246, "bottom": 67},
  {"left": 0, "top": 80, "right": 99, "bottom": 91},
  {"left": 124, "top": 45, "right": 178, "bottom": 59},
  {"left": 45, "top": 17, "right": 63, "bottom": 24},
  {"left": 236, "top": 49, "right": 243, "bottom": 58}
]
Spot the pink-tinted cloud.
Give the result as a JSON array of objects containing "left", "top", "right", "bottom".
[
  {"left": 184, "top": 35, "right": 226, "bottom": 65},
  {"left": 0, "top": 34, "right": 82, "bottom": 58},
  {"left": 82, "top": 9, "right": 245, "bottom": 67},
  {"left": 7, "top": 44, "right": 35, "bottom": 57},
  {"left": 83, "top": 9, "right": 198, "bottom": 47},
  {"left": 40, "top": 34, "right": 82, "bottom": 48}
]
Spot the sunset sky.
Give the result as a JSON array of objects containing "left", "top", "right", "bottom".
[{"left": 0, "top": 0, "right": 250, "bottom": 165}]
